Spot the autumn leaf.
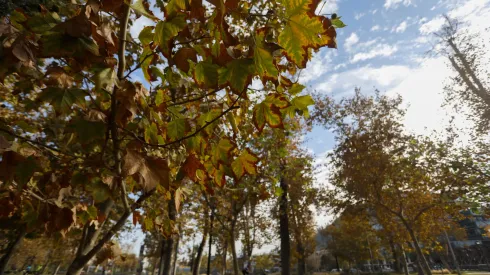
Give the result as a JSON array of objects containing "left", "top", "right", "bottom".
[
  {"left": 167, "top": 118, "right": 187, "bottom": 141},
  {"left": 253, "top": 102, "right": 283, "bottom": 133},
  {"left": 194, "top": 60, "right": 219, "bottom": 88},
  {"left": 218, "top": 58, "right": 254, "bottom": 93},
  {"left": 123, "top": 149, "right": 170, "bottom": 191},
  {"left": 254, "top": 29, "right": 279, "bottom": 82},
  {"left": 154, "top": 15, "right": 186, "bottom": 57},
  {"left": 175, "top": 187, "right": 183, "bottom": 212},
  {"left": 278, "top": 0, "right": 336, "bottom": 67},
  {"left": 38, "top": 87, "right": 86, "bottom": 115},
  {"left": 231, "top": 149, "right": 259, "bottom": 180},
  {"left": 212, "top": 138, "right": 236, "bottom": 166},
  {"left": 173, "top": 47, "right": 198, "bottom": 73},
  {"left": 131, "top": 0, "right": 158, "bottom": 20},
  {"left": 182, "top": 153, "right": 204, "bottom": 182}
]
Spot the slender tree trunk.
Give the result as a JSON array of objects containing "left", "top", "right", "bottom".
[
  {"left": 207, "top": 210, "right": 215, "bottom": 275},
  {"left": 440, "top": 258, "right": 452, "bottom": 274},
  {"left": 193, "top": 214, "right": 209, "bottom": 275},
  {"left": 221, "top": 238, "right": 228, "bottom": 275},
  {"left": 162, "top": 200, "right": 177, "bottom": 275},
  {"left": 399, "top": 245, "right": 409, "bottom": 275},
  {"left": 296, "top": 242, "right": 306, "bottom": 275},
  {"left": 0, "top": 226, "right": 27, "bottom": 275},
  {"left": 406, "top": 227, "right": 431, "bottom": 275},
  {"left": 279, "top": 176, "right": 290, "bottom": 275},
  {"left": 158, "top": 239, "right": 167, "bottom": 275},
  {"left": 390, "top": 240, "right": 401, "bottom": 273},
  {"left": 52, "top": 263, "right": 61, "bottom": 275},
  {"left": 172, "top": 225, "right": 182, "bottom": 275},
  {"left": 443, "top": 230, "right": 461, "bottom": 275},
  {"left": 230, "top": 218, "right": 239, "bottom": 275},
  {"left": 335, "top": 255, "right": 340, "bottom": 271}
]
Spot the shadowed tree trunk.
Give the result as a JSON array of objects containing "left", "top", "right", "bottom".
[
  {"left": 279, "top": 176, "right": 290, "bottom": 275},
  {"left": 399, "top": 244, "right": 409, "bottom": 275},
  {"left": 161, "top": 199, "right": 177, "bottom": 275},
  {"left": 389, "top": 240, "right": 401, "bottom": 273},
  {"left": 192, "top": 211, "right": 209, "bottom": 275},
  {"left": 0, "top": 226, "right": 27, "bottom": 275},
  {"left": 443, "top": 229, "right": 461, "bottom": 275}
]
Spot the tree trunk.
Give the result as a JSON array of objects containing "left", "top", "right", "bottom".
[
  {"left": 399, "top": 245, "right": 409, "bottom": 275},
  {"left": 193, "top": 213, "right": 209, "bottom": 275},
  {"left": 279, "top": 176, "right": 291, "bottom": 275},
  {"left": 390, "top": 240, "right": 401, "bottom": 273},
  {"left": 52, "top": 263, "right": 61, "bottom": 275},
  {"left": 406, "top": 227, "right": 431, "bottom": 275},
  {"left": 162, "top": 200, "right": 177, "bottom": 275},
  {"left": 296, "top": 242, "right": 306, "bottom": 275},
  {"left": 207, "top": 210, "right": 214, "bottom": 275},
  {"left": 443, "top": 229, "right": 461, "bottom": 275},
  {"left": 0, "top": 226, "right": 27, "bottom": 275},
  {"left": 335, "top": 255, "right": 340, "bottom": 271},
  {"left": 230, "top": 218, "right": 239, "bottom": 275},
  {"left": 158, "top": 239, "right": 167, "bottom": 275},
  {"left": 221, "top": 238, "right": 228, "bottom": 275},
  {"left": 172, "top": 225, "right": 181, "bottom": 275}
]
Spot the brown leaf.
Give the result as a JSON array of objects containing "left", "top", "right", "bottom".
[
  {"left": 0, "top": 151, "right": 25, "bottom": 183},
  {"left": 45, "top": 66, "right": 74, "bottom": 88},
  {"left": 92, "top": 23, "right": 119, "bottom": 54},
  {"left": 175, "top": 188, "right": 183, "bottom": 213},
  {"left": 123, "top": 149, "right": 170, "bottom": 191},
  {"left": 101, "top": 0, "right": 124, "bottom": 14},
  {"left": 85, "top": 109, "right": 107, "bottom": 122},
  {"left": 173, "top": 47, "right": 198, "bottom": 73},
  {"left": 53, "top": 14, "right": 92, "bottom": 37},
  {"left": 45, "top": 206, "right": 76, "bottom": 236},
  {"left": 182, "top": 153, "right": 203, "bottom": 182},
  {"left": 132, "top": 210, "right": 141, "bottom": 225},
  {"left": 0, "top": 135, "right": 11, "bottom": 153},
  {"left": 12, "top": 38, "right": 35, "bottom": 63}
]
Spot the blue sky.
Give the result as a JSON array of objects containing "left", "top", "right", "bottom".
[{"left": 124, "top": 0, "right": 490, "bottom": 255}]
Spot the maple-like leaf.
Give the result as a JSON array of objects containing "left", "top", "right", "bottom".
[
  {"left": 38, "top": 87, "right": 86, "bottom": 115},
  {"left": 254, "top": 29, "right": 279, "bottom": 82},
  {"left": 123, "top": 149, "right": 170, "bottom": 191},
  {"left": 218, "top": 58, "right": 254, "bottom": 93},
  {"left": 212, "top": 138, "right": 236, "bottom": 167},
  {"left": 231, "top": 149, "right": 259, "bottom": 180},
  {"left": 278, "top": 0, "right": 336, "bottom": 68},
  {"left": 182, "top": 153, "right": 204, "bottom": 182},
  {"left": 154, "top": 15, "right": 186, "bottom": 57},
  {"left": 164, "top": 0, "right": 186, "bottom": 18},
  {"left": 173, "top": 47, "right": 198, "bottom": 73},
  {"left": 131, "top": 0, "right": 158, "bottom": 20},
  {"left": 167, "top": 118, "right": 187, "bottom": 141},
  {"left": 194, "top": 60, "right": 219, "bottom": 88}
]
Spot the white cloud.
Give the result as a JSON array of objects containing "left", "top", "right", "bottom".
[
  {"left": 419, "top": 16, "right": 445, "bottom": 34},
  {"left": 344, "top": 32, "right": 359, "bottom": 52},
  {"left": 371, "top": 25, "right": 381, "bottom": 31},
  {"left": 355, "top": 12, "right": 365, "bottom": 20},
  {"left": 299, "top": 51, "right": 335, "bottom": 83},
  {"left": 371, "top": 9, "right": 378, "bottom": 14},
  {"left": 316, "top": 0, "right": 338, "bottom": 14},
  {"left": 384, "top": 0, "right": 413, "bottom": 9},
  {"left": 350, "top": 44, "right": 398, "bottom": 63},
  {"left": 395, "top": 21, "right": 408, "bottom": 33},
  {"left": 315, "top": 65, "right": 411, "bottom": 94}
]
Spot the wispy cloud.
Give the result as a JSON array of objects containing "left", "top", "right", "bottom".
[
  {"left": 371, "top": 25, "right": 381, "bottom": 31},
  {"left": 384, "top": 0, "right": 414, "bottom": 9},
  {"left": 350, "top": 44, "right": 398, "bottom": 63},
  {"left": 394, "top": 21, "right": 408, "bottom": 33},
  {"left": 344, "top": 32, "right": 359, "bottom": 52}
]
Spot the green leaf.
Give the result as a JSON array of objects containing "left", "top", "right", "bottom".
[
  {"left": 231, "top": 149, "right": 259, "bottom": 180},
  {"left": 253, "top": 102, "right": 283, "bottom": 133},
  {"left": 87, "top": 205, "right": 98, "bottom": 220},
  {"left": 197, "top": 109, "right": 222, "bottom": 134},
  {"left": 15, "top": 156, "right": 38, "bottom": 187},
  {"left": 145, "top": 123, "right": 159, "bottom": 144},
  {"left": 289, "top": 83, "right": 305, "bottom": 95},
  {"left": 332, "top": 17, "right": 347, "bottom": 28},
  {"left": 292, "top": 95, "right": 314, "bottom": 110},
  {"left": 165, "top": 0, "right": 186, "bottom": 18},
  {"left": 78, "top": 37, "right": 100, "bottom": 56},
  {"left": 131, "top": 0, "right": 158, "bottom": 20},
  {"left": 27, "top": 12, "right": 60, "bottom": 33},
  {"left": 38, "top": 87, "right": 86, "bottom": 114},
  {"left": 212, "top": 138, "right": 236, "bottom": 166},
  {"left": 154, "top": 15, "right": 186, "bottom": 56},
  {"left": 93, "top": 67, "right": 117, "bottom": 91},
  {"left": 139, "top": 26, "right": 154, "bottom": 45},
  {"left": 70, "top": 119, "right": 106, "bottom": 143},
  {"left": 155, "top": 89, "right": 165, "bottom": 106},
  {"left": 254, "top": 30, "right": 279, "bottom": 81},
  {"left": 278, "top": 0, "right": 334, "bottom": 67},
  {"left": 218, "top": 58, "right": 254, "bottom": 93},
  {"left": 167, "top": 118, "right": 186, "bottom": 141},
  {"left": 194, "top": 60, "right": 219, "bottom": 88}
]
